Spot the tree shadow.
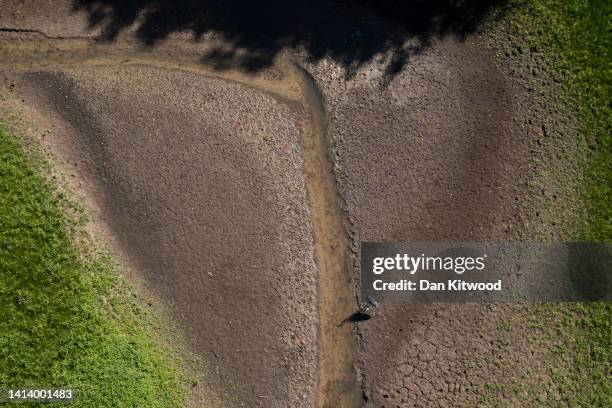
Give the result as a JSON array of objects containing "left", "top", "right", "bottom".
[{"left": 73, "top": 0, "right": 512, "bottom": 79}]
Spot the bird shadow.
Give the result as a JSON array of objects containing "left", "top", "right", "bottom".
[{"left": 338, "top": 312, "right": 371, "bottom": 326}]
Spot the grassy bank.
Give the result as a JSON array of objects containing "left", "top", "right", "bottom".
[
  {"left": 496, "top": 0, "right": 610, "bottom": 405},
  {"left": 0, "top": 127, "right": 185, "bottom": 407},
  {"left": 503, "top": 0, "right": 610, "bottom": 241}
]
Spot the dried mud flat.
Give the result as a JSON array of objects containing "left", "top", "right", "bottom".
[
  {"left": 1, "top": 47, "right": 322, "bottom": 406},
  {"left": 0, "top": 2, "right": 582, "bottom": 407},
  {"left": 304, "top": 35, "right": 580, "bottom": 406}
]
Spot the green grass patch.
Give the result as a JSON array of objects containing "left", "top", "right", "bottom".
[
  {"left": 565, "top": 302, "right": 612, "bottom": 406},
  {"left": 494, "top": 0, "right": 611, "bottom": 405},
  {"left": 503, "top": 0, "right": 611, "bottom": 241},
  {"left": 0, "top": 127, "right": 185, "bottom": 407}
]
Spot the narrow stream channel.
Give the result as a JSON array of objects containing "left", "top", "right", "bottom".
[{"left": 293, "top": 64, "right": 362, "bottom": 408}]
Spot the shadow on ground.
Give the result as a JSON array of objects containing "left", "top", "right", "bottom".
[{"left": 73, "top": 0, "right": 511, "bottom": 78}]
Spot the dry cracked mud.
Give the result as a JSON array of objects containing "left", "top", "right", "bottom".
[
  {"left": 3, "top": 62, "right": 319, "bottom": 406},
  {"left": 302, "top": 35, "right": 580, "bottom": 407},
  {"left": 0, "top": 1, "right": 583, "bottom": 407}
]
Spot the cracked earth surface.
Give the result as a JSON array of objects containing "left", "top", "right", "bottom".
[{"left": 1, "top": 2, "right": 583, "bottom": 407}]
